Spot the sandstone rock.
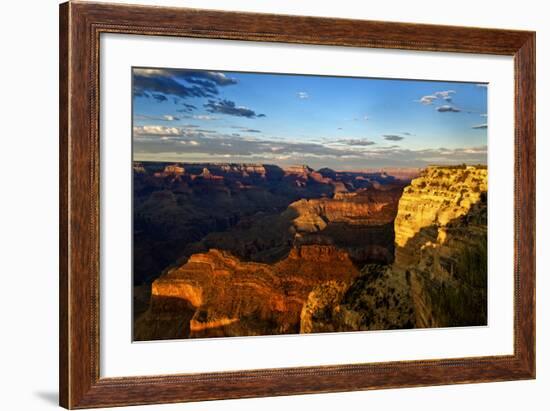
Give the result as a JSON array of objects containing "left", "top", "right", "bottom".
[
  {"left": 148, "top": 246, "right": 361, "bottom": 338},
  {"left": 394, "top": 166, "right": 487, "bottom": 253},
  {"left": 393, "top": 165, "right": 488, "bottom": 328}
]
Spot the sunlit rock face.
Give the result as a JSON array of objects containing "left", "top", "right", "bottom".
[
  {"left": 145, "top": 246, "right": 360, "bottom": 338},
  {"left": 394, "top": 166, "right": 488, "bottom": 265},
  {"left": 393, "top": 166, "right": 488, "bottom": 328}
]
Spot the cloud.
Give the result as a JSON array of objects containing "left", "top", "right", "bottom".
[
  {"left": 436, "top": 105, "right": 461, "bottom": 113},
  {"left": 133, "top": 125, "right": 182, "bottom": 136},
  {"left": 181, "top": 71, "right": 237, "bottom": 86},
  {"left": 434, "top": 90, "right": 455, "bottom": 102},
  {"left": 297, "top": 91, "right": 309, "bottom": 99},
  {"left": 417, "top": 95, "right": 437, "bottom": 105},
  {"left": 335, "top": 138, "right": 376, "bottom": 146},
  {"left": 135, "top": 114, "right": 180, "bottom": 122},
  {"left": 152, "top": 94, "right": 168, "bottom": 102},
  {"left": 230, "top": 126, "right": 262, "bottom": 133},
  {"left": 204, "top": 99, "right": 266, "bottom": 118},
  {"left": 383, "top": 134, "right": 405, "bottom": 141},
  {"left": 472, "top": 123, "right": 488, "bottom": 129},
  {"left": 401, "top": 132, "right": 414, "bottom": 136},
  {"left": 133, "top": 125, "right": 218, "bottom": 138},
  {"left": 133, "top": 68, "right": 237, "bottom": 102},
  {"left": 480, "top": 113, "right": 488, "bottom": 117},
  {"left": 416, "top": 90, "right": 456, "bottom": 105},
  {"left": 191, "top": 115, "right": 218, "bottom": 121},
  {"left": 135, "top": 129, "right": 487, "bottom": 168},
  {"left": 177, "top": 103, "right": 198, "bottom": 113}
]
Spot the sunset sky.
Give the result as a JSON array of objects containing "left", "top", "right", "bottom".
[{"left": 132, "top": 67, "right": 488, "bottom": 169}]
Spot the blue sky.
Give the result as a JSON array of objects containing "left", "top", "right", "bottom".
[{"left": 132, "top": 67, "right": 487, "bottom": 169}]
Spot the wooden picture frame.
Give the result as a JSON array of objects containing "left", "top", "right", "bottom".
[{"left": 59, "top": 1, "right": 535, "bottom": 408}]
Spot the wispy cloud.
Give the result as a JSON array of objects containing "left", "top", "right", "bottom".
[
  {"left": 436, "top": 105, "right": 461, "bottom": 113},
  {"left": 334, "top": 138, "right": 376, "bottom": 146},
  {"left": 230, "top": 126, "right": 262, "bottom": 133},
  {"left": 177, "top": 103, "right": 198, "bottom": 113},
  {"left": 297, "top": 91, "right": 309, "bottom": 99},
  {"left": 134, "top": 129, "right": 487, "bottom": 168},
  {"left": 434, "top": 90, "right": 456, "bottom": 102},
  {"left": 416, "top": 90, "right": 456, "bottom": 105},
  {"left": 416, "top": 95, "right": 437, "bottom": 105},
  {"left": 191, "top": 114, "right": 218, "bottom": 121},
  {"left": 383, "top": 134, "right": 405, "bottom": 141},
  {"left": 204, "top": 99, "right": 266, "bottom": 118},
  {"left": 472, "top": 123, "right": 488, "bottom": 129},
  {"left": 133, "top": 125, "right": 218, "bottom": 138},
  {"left": 135, "top": 114, "right": 180, "bottom": 122}
]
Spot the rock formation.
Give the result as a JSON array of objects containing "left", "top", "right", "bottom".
[
  {"left": 300, "top": 264, "right": 414, "bottom": 333},
  {"left": 289, "top": 186, "right": 404, "bottom": 265},
  {"left": 134, "top": 162, "right": 487, "bottom": 340},
  {"left": 135, "top": 245, "right": 360, "bottom": 339},
  {"left": 301, "top": 165, "right": 488, "bottom": 333},
  {"left": 392, "top": 166, "right": 488, "bottom": 328}
]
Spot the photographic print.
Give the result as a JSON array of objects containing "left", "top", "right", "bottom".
[{"left": 132, "top": 67, "right": 488, "bottom": 341}]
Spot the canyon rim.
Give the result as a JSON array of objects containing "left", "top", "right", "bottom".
[{"left": 132, "top": 67, "right": 488, "bottom": 341}]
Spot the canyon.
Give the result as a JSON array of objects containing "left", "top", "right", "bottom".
[{"left": 133, "top": 162, "right": 487, "bottom": 340}]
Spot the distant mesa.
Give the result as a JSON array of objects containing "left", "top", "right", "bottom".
[
  {"left": 133, "top": 162, "right": 146, "bottom": 174},
  {"left": 317, "top": 167, "right": 337, "bottom": 179},
  {"left": 164, "top": 164, "right": 185, "bottom": 175}
]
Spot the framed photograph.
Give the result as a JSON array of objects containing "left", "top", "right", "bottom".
[{"left": 59, "top": 2, "right": 535, "bottom": 408}]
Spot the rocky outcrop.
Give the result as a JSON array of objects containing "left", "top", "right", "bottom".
[
  {"left": 393, "top": 166, "right": 488, "bottom": 328},
  {"left": 300, "top": 265, "right": 414, "bottom": 333},
  {"left": 402, "top": 199, "right": 487, "bottom": 328},
  {"left": 139, "top": 245, "right": 360, "bottom": 339},
  {"left": 290, "top": 188, "right": 401, "bottom": 230},
  {"left": 394, "top": 166, "right": 487, "bottom": 263},
  {"left": 289, "top": 187, "right": 404, "bottom": 265},
  {"left": 300, "top": 165, "right": 488, "bottom": 333}
]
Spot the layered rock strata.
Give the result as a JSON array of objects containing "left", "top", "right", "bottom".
[
  {"left": 135, "top": 164, "right": 487, "bottom": 339},
  {"left": 136, "top": 245, "right": 360, "bottom": 339},
  {"left": 301, "top": 166, "right": 488, "bottom": 332}
]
